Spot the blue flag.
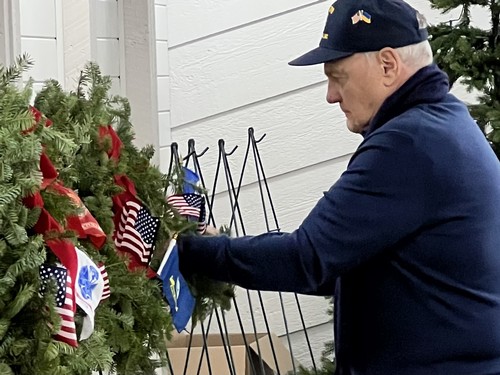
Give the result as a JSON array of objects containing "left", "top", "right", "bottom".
[
  {"left": 182, "top": 166, "right": 200, "bottom": 194},
  {"left": 157, "top": 237, "right": 195, "bottom": 332}
]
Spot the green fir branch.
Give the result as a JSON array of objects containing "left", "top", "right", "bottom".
[{"left": 0, "top": 54, "right": 33, "bottom": 87}]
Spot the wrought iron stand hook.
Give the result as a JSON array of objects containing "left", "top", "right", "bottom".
[
  {"left": 184, "top": 138, "right": 209, "bottom": 164},
  {"left": 218, "top": 138, "right": 238, "bottom": 157},
  {"left": 167, "top": 142, "right": 181, "bottom": 176},
  {"left": 248, "top": 127, "right": 267, "bottom": 144}
]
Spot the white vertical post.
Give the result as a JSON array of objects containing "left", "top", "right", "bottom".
[
  {"left": 60, "top": 0, "right": 92, "bottom": 90},
  {"left": 0, "top": 0, "right": 20, "bottom": 67},
  {"left": 121, "top": 0, "right": 160, "bottom": 165}
]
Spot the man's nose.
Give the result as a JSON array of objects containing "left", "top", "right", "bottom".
[{"left": 326, "top": 82, "right": 341, "bottom": 104}]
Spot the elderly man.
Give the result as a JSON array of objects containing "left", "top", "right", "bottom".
[{"left": 177, "top": 0, "right": 500, "bottom": 373}]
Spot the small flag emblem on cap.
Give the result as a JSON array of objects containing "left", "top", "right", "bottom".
[
  {"left": 352, "top": 10, "right": 372, "bottom": 24},
  {"left": 416, "top": 11, "right": 428, "bottom": 29}
]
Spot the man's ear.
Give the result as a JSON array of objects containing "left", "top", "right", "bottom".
[{"left": 377, "top": 48, "right": 400, "bottom": 87}]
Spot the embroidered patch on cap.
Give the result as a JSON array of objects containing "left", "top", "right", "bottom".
[{"left": 416, "top": 11, "right": 428, "bottom": 29}]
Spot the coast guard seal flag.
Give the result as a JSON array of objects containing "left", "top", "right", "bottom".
[{"left": 75, "top": 248, "right": 104, "bottom": 340}]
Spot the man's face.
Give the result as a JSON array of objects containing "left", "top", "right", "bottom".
[{"left": 324, "top": 53, "right": 387, "bottom": 134}]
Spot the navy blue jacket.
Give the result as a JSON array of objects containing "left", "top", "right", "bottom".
[{"left": 179, "top": 65, "right": 500, "bottom": 375}]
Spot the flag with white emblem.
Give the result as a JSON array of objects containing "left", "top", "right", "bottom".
[{"left": 75, "top": 248, "right": 104, "bottom": 340}]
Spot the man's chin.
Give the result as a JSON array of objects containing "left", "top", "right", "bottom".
[
  {"left": 346, "top": 121, "right": 362, "bottom": 134},
  {"left": 346, "top": 120, "right": 369, "bottom": 135}
]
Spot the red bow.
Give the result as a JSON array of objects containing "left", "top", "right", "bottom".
[
  {"left": 23, "top": 106, "right": 53, "bottom": 134},
  {"left": 49, "top": 182, "right": 107, "bottom": 249},
  {"left": 99, "top": 125, "right": 123, "bottom": 161}
]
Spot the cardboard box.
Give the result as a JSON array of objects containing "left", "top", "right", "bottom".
[{"left": 166, "top": 332, "right": 297, "bottom": 375}]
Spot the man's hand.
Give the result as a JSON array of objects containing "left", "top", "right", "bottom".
[{"left": 204, "top": 225, "right": 219, "bottom": 236}]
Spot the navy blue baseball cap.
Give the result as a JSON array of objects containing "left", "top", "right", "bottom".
[{"left": 289, "top": 0, "right": 429, "bottom": 66}]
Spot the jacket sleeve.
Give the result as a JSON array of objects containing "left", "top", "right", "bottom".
[{"left": 179, "top": 131, "right": 431, "bottom": 295}]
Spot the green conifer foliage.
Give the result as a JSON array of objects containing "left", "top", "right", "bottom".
[
  {"left": 428, "top": 0, "right": 500, "bottom": 156},
  {"left": 0, "top": 58, "right": 233, "bottom": 374},
  {"left": 0, "top": 55, "right": 80, "bottom": 375}
]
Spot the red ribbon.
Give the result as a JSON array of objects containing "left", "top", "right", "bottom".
[
  {"left": 99, "top": 125, "right": 123, "bottom": 161},
  {"left": 23, "top": 106, "right": 53, "bottom": 134},
  {"left": 23, "top": 150, "right": 61, "bottom": 234},
  {"left": 112, "top": 174, "right": 138, "bottom": 227},
  {"left": 49, "top": 182, "right": 107, "bottom": 249},
  {"left": 40, "top": 151, "right": 58, "bottom": 189}
]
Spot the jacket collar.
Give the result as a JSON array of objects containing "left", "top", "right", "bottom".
[{"left": 363, "top": 64, "right": 450, "bottom": 137}]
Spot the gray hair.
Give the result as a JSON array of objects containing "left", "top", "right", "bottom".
[
  {"left": 395, "top": 40, "right": 434, "bottom": 68},
  {"left": 364, "top": 40, "right": 434, "bottom": 70}
]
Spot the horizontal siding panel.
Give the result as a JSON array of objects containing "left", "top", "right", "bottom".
[
  {"left": 167, "top": 0, "right": 327, "bottom": 47},
  {"left": 172, "top": 84, "right": 359, "bottom": 190},
  {"left": 20, "top": 0, "right": 56, "bottom": 37},
  {"left": 169, "top": 2, "right": 329, "bottom": 127},
  {"left": 21, "top": 38, "right": 59, "bottom": 80},
  {"left": 208, "top": 155, "right": 351, "bottom": 235},
  {"left": 94, "top": 0, "right": 119, "bottom": 38},
  {"left": 168, "top": 0, "right": 484, "bottom": 129}
]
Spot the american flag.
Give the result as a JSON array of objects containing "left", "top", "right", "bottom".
[
  {"left": 167, "top": 193, "right": 204, "bottom": 218},
  {"left": 99, "top": 263, "right": 110, "bottom": 301},
  {"left": 167, "top": 193, "right": 207, "bottom": 233},
  {"left": 114, "top": 200, "right": 160, "bottom": 266},
  {"left": 39, "top": 264, "right": 78, "bottom": 347}
]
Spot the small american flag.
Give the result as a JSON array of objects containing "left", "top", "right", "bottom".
[
  {"left": 167, "top": 193, "right": 207, "bottom": 233},
  {"left": 40, "top": 264, "right": 78, "bottom": 347},
  {"left": 167, "top": 193, "right": 204, "bottom": 218},
  {"left": 99, "top": 263, "right": 110, "bottom": 301},
  {"left": 114, "top": 200, "right": 160, "bottom": 266}
]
